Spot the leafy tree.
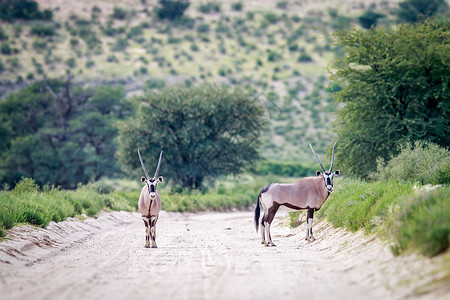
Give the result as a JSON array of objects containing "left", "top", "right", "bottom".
[
  {"left": 117, "top": 84, "right": 266, "bottom": 189},
  {"left": 155, "top": 0, "right": 190, "bottom": 20},
  {"left": 0, "top": 78, "right": 131, "bottom": 188},
  {"left": 330, "top": 20, "right": 450, "bottom": 178},
  {"left": 397, "top": 0, "right": 449, "bottom": 23}
]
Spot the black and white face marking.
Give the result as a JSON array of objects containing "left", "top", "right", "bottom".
[
  {"left": 147, "top": 179, "right": 158, "bottom": 198},
  {"left": 140, "top": 176, "right": 164, "bottom": 199},
  {"left": 318, "top": 170, "right": 340, "bottom": 192},
  {"left": 323, "top": 172, "right": 334, "bottom": 192}
]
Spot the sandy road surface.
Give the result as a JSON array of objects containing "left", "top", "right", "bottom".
[{"left": 0, "top": 210, "right": 448, "bottom": 300}]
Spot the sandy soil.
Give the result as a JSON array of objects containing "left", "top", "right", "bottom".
[{"left": 0, "top": 210, "right": 448, "bottom": 300}]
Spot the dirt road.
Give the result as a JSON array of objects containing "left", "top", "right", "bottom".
[{"left": 0, "top": 210, "right": 448, "bottom": 300}]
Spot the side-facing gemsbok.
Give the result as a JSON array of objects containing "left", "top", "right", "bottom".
[
  {"left": 255, "top": 142, "right": 340, "bottom": 246},
  {"left": 138, "top": 150, "right": 163, "bottom": 248}
]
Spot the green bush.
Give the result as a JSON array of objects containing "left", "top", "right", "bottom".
[
  {"left": 253, "top": 161, "right": 315, "bottom": 177},
  {"left": 197, "top": 23, "right": 210, "bottom": 33},
  {"left": 384, "top": 186, "right": 449, "bottom": 257},
  {"left": 86, "top": 60, "right": 95, "bottom": 68},
  {"left": 1, "top": 43, "right": 12, "bottom": 55},
  {"left": 231, "top": 2, "right": 243, "bottom": 11},
  {"left": 198, "top": 2, "right": 221, "bottom": 14},
  {"left": 144, "top": 78, "right": 166, "bottom": 90},
  {"left": 89, "top": 180, "right": 115, "bottom": 194},
  {"left": 127, "top": 26, "right": 143, "bottom": 38},
  {"left": 359, "top": 10, "right": 385, "bottom": 29},
  {"left": 112, "top": 7, "right": 127, "bottom": 20},
  {"left": 317, "top": 180, "right": 414, "bottom": 232},
  {"left": 190, "top": 43, "right": 199, "bottom": 51},
  {"left": 29, "top": 22, "right": 56, "bottom": 36},
  {"left": 112, "top": 37, "right": 128, "bottom": 51},
  {"left": 78, "top": 27, "right": 101, "bottom": 49},
  {"left": 0, "top": 28, "right": 8, "bottom": 40},
  {"left": 373, "top": 141, "right": 450, "bottom": 185},
  {"left": 65, "top": 57, "right": 76, "bottom": 67},
  {"left": 298, "top": 53, "right": 312, "bottom": 62},
  {"left": 277, "top": 1, "right": 288, "bottom": 9},
  {"left": 263, "top": 12, "right": 279, "bottom": 24},
  {"left": 13, "top": 177, "right": 40, "bottom": 194},
  {"left": 155, "top": 0, "right": 190, "bottom": 20},
  {"left": 107, "top": 55, "right": 119, "bottom": 63},
  {"left": 267, "top": 50, "right": 282, "bottom": 62}
]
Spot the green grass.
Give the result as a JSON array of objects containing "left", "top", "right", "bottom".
[
  {"left": 0, "top": 175, "right": 274, "bottom": 237},
  {"left": 317, "top": 179, "right": 415, "bottom": 232},
  {"left": 147, "top": 174, "right": 272, "bottom": 213},
  {"left": 0, "top": 178, "right": 135, "bottom": 238},
  {"left": 316, "top": 178, "right": 450, "bottom": 257}
]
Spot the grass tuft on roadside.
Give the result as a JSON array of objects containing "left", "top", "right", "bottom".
[
  {"left": 316, "top": 179, "right": 449, "bottom": 257},
  {"left": 0, "top": 178, "right": 135, "bottom": 238}
]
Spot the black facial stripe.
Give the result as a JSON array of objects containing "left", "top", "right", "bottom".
[
  {"left": 150, "top": 184, "right": 156, "bottom": 193},
  {"left": 326, "top": 177, "right": 331, "bottom": 186}
]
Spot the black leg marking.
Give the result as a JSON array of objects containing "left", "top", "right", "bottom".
[{"left": 306, "top": 208, "right": 315, "bottom": 242}]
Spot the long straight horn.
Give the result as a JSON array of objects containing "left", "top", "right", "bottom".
[
  {"left": 309, "top": 143, "right": 326, "bottom": 173},
  {"left": 138, "top": 149, "right": 150, "bottom": 180},
  {"left": 329, "top": 141, "right": 337, "bottom": 172},
  {"left": 153, "top": 151, "right": 163, "bottom": 179}
]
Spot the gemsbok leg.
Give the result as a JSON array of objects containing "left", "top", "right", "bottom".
[
  {"left": 260, "top": 220, "right": 266, "bottom": 245},
  {"left": 305, "top": 208, "right": 315, "bottom": 242},
  {"left": 149, "top": 215, "right": 158, "bottom": 248},
  {"left": 264, "top": 203, "right": 280, "bottom": 247},
  {"left": 143, "top": 217, "right": 151, "bottom": 248}
]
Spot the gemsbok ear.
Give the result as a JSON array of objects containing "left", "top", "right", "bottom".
[
  {"left": 334, "top": 170, "right": 341, "bottom": 176},
  {"left": 141, "top": 177, "right": 146, "bottom": 183},
  {"left": 315, "top": 171, "right": 321, "bottom": 176},
  {"left": 158, "top": 176, "right": 164, "bottom": 183}
]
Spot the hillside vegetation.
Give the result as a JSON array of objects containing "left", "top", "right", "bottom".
[{"left": 0, "top": 0, "right": 403, "bottom": 160}]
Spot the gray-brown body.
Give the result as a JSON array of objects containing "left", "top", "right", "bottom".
[
  {"left": 137, "top": 150, "right": 163, "bottom": 248},
  {"left": 262, "top": 177, "right": 329, "bottom": 211},
  {"left": 255, "top": 142, "right": 339, "bottom": 247},
  {"left": 139, "top": 185, "right": 161, "bottom": 248},
  {"left": 138, "top": 185, "right": 162, "bottom": 218}
]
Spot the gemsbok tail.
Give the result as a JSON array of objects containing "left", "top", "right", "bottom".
[
  {"left": 255, "top": 183, "right": 273, "bottom": 233},
  {"left": 254, "top": 193, "right": 261, "bottom": 232}
]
